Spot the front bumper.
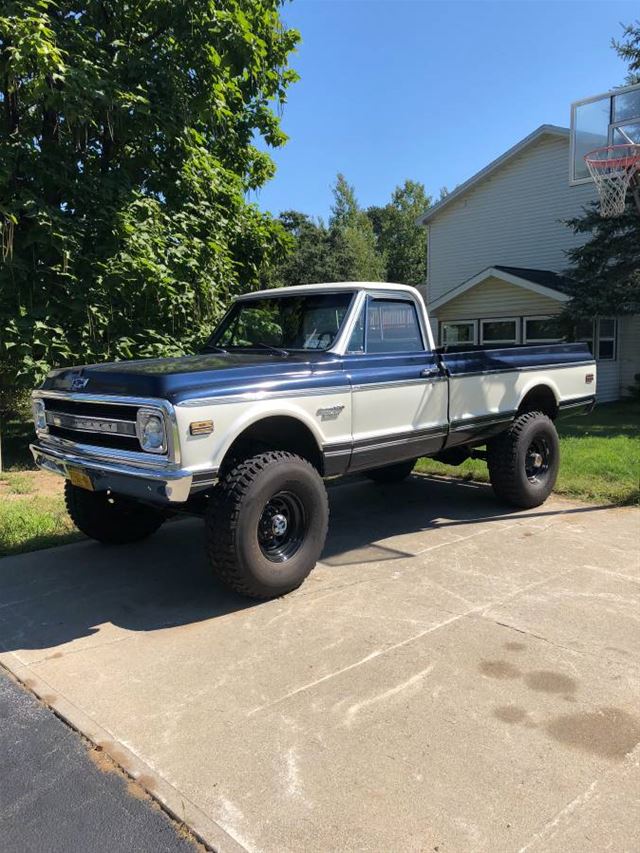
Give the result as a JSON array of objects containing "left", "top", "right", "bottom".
[{"left": 30, "top": 442, "right": 193, "bottom": 504}]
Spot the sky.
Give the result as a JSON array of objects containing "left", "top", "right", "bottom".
[{"left": 254, "top": 0, "right": 637, "bottom": 220}]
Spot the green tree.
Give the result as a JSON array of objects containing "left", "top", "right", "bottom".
[
  {"left": 0, "top": 0, "right": 299, "bottom": 393},
  {"left": 367, "top": 179, "right": 430, "bottom": 285},
  {"left": 563, "top": 21, "right": 640, "bottom": 323},
  {"left": 269, "top": 211, "right": 338, "bottom": 288},
  {"left": 328, "top": 173, "right": 385, "bottom": 281}
]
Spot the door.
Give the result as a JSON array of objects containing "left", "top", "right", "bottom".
[{"left": 342, "top": 294, "right": 449, "bottom": 471}]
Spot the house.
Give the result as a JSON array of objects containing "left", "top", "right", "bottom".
[{"left": 416, "top": 123, "right": 640, "bottom": 401}]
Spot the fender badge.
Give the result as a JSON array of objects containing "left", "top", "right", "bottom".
[{"left": 316, "top": 404, "right": 345, "bottom": 422}]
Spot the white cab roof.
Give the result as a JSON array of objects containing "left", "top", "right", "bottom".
[{"left": 237, "top": 282, "right": 420, "bottom": 300}]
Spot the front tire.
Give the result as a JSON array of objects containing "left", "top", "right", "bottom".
[
  {"left": 487, "top": 411, "right": 560, "bottom": 508},
  {"left": 206, "top": 451, "right": 329, "bottom": 599},
  {"left": 365, "top": 458, "right": 417, "bottom": 484},
  {"left": 64, "top": 482, "right": 165, "bottom": 544}
]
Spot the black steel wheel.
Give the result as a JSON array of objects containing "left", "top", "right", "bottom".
[
  {"left": 487, "top": 410, "right": 560, "bottom": 508},
  {"left": 257, "top": 491, "right": 307, "bottom": 562}
]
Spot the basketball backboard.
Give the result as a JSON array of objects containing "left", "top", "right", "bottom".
[{"left": 570, "top": 82, "right": 640, "bottom": 183}]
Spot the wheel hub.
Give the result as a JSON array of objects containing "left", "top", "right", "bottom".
[{"left": 271, "top": 513, "right": 288, "bottom": 537}]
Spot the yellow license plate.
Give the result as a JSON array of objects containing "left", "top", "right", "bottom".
[{"left": 67, "top": 466, "right": 94, "bottom": 491}]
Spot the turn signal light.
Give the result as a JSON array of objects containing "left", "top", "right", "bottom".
[{"left": 190, "top": 420, "right": 214, "bottom": 436}]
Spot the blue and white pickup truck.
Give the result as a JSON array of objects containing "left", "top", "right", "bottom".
[{"left": 31, "top": 282, "right": 596, "bottom": 598}]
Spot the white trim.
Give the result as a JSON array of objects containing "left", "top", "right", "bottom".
[
  {"left": 523, "top": 315, "right": 563, "bottom": 344},
  {"left": 596, "top": 317, "right": 617, "bottom": 362},
  {"left": 428, "top": 266, "right": 570, "bottom": 312},
  {"left": 416, "top": 125, "right": 570, "bottom": 225},
  {"left": 480, "top": 317, "right": 520, "bottom": 345},
  {"left": 440, "top": 319, "right": 478, "bottom": 346}
]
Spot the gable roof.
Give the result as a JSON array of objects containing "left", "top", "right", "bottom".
[
  {"left": 428, "top": 265, "right": 572, "bottom": 311},
  {"left": 417, "top": 125, "right": 570, "bottom": 226}
]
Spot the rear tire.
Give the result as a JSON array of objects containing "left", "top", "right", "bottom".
[
  {"left": 365, "top": 458, "right": 417, "bottom": 484},
  {"left": 487, "top": 411, "right": 559, "bottom": 508},
  {"left": 64, "top": 482, "right": 165, "bottom": 544},
  {"left": 206, "top": 451, "right": 329, "bottom": 599}
]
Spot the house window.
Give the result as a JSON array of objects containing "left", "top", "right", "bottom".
[
  {"left": 574, "top": 318, "right": 616, "bottom": 360},
  {"left": 440, "top": 320, "right": 477, "bottom": 346},
  {"left": 524, "top": 316, "right": 563, "bottom": 343},
  {"left": 597, "top": 318, "right": 616, "bottom": 360},
  {"left": 480, "top": 317, "right": 519, "bottom": 345}
]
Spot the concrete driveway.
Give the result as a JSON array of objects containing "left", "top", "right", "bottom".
[{"left": 1, "top": 474, "right": 638, "bottom": 853}]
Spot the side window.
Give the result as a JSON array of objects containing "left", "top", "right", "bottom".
[{"left": 366, "top": 299, "right": 424, "bottom": 354}]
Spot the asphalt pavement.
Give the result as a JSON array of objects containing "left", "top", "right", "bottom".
[{"left": 0, "top": 670, "right": 199, "bottom": 853}]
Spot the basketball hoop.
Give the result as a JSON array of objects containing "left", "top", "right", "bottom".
[{"left": 584, "top": 144, "right": 640, "bottom": 218}]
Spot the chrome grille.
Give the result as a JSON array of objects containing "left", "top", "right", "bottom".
[{"left": 42, "top": 398, "right": 141, "bottom": 453}]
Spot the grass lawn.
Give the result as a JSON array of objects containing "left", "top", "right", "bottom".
[
  {"left": 0, "top": 399, "right": 637, "bottom": 557},
  {"left": 416, "top": 400, "right": 640, "bottom": 506},
  {"left": 0, "top": 416, "right": 82, "bottom": 556}
]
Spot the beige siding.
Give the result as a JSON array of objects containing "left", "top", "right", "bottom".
[
  {"left": 619, "top": 314, "right": 640, "bottom": 396},
  {"left": 434, "top": 278, "right": 563, "bottom": 322},
  {"left": 427, "top": 133, "right": 597, "bottom": 303}
]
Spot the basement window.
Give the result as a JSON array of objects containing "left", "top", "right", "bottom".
[
  {"left": 440, "top": 320, "right": 477, "bottom": 345},
  {"left": 480, "top": 318, "right": 519, "bottom": 345},
  {"left": 524, "top": 316, "right": 563, "bottom": 343}
]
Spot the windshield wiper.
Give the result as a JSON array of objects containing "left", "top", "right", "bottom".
[
  {"left": 253, "top": 342, "right": 290, "bottom": 357},
  {"left": 202, "top": 343, "right": 228, "bottom": 354}
]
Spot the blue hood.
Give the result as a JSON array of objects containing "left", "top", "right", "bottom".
[{"left": 42, "top": 351, "right": 347, "bottom": 404}]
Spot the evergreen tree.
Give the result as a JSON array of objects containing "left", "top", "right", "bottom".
[{"left": 328, "top": 174, "right": 385, "bottom": 281}]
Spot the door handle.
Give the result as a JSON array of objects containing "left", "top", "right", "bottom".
[{"left": 420, "top": 367, "right": 440, "bottom": 378}]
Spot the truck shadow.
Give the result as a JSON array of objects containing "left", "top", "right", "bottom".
[{"left": 0, "top": 475, "right": 611, "bottom": 654}]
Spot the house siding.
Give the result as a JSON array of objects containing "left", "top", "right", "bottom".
[
  {"left": 434, "top": 278, "right": 563, "bottom": 323},
  {"left": 426, "top": 133, "right": 597, "bottom": 303},
  {"left": 619, "top": 314, "right": 640, "bottom": 396}
]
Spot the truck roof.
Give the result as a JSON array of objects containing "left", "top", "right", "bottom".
[{"left": 236, "top": 282, "right": 421, "bottom": 300}]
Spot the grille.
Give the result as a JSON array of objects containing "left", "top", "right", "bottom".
[{"left": 42, "top": 397, "right": 143, "bottom": 454}]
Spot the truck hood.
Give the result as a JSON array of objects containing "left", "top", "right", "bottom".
[{"left": 41, "top": 351, "right": 346, "bottom": 404}]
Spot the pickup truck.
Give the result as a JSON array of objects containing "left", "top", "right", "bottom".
[{"left": 31, "top": 282, "right": 596, "bottom": 599}]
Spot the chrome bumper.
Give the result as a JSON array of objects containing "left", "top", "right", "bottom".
[{"left": 30, "top": 442, "right": 193, "bottom": 504}]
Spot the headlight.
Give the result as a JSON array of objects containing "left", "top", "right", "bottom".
[
  {"left": 136, "top": 408, "right": 167, "bottom": 454},
  {"left": 32, "top": 398, "right": 47, "bottom": 432}
]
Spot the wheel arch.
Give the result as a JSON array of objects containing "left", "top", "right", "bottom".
[
  {"left": 517, "top": 381, "right": 560, "bottom": 420},
  {"left": 219, "top": 409, "right": 325, "bottom": 474}
]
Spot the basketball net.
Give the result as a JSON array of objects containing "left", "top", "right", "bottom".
[{"left": 584, "top": 144, "right": 640, "bottom": 218}]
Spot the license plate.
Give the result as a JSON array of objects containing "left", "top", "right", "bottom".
[{"left": 67, "top": 466, "right": 94, "bottom": 491}]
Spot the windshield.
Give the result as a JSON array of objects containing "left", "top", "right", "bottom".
[{"left": 205, "top": 291, "right": 355, "bottom": 353}]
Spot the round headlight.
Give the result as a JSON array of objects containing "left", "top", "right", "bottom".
[{"left": 137, "top": 410, "right": 167, "bottom": 453}]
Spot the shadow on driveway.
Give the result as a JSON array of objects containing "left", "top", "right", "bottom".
[{"left": 0, "top": 475, "right": 611, "bottom": 655}]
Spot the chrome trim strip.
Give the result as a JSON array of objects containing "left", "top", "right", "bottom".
[
  {"left": 351, "top": 431, "right": 447, "bottom": 454},
  {"left": 44, "top": 411, "right": 137, "bottom": 437},
  {"left": 352, "top": 376, "right": 446, "bottom": 392},
  {"left": 449, "top": 413, "right": 515, "bottom": 432},
  {"left": 178, "top": 385, "right": 350, "bottom": 408},
  {"left": 446, "top": 360, "right": 596, "bottom": 379},
  {"left": 30, "top": 443, "right": 193, "bottom": 503}
]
